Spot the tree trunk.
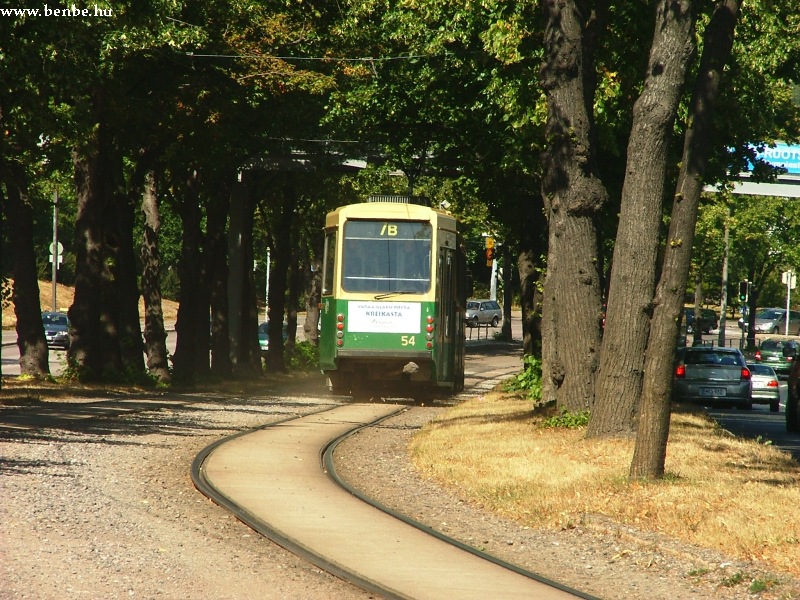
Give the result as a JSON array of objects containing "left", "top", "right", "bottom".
[
  {"left": 109, "top": 164, "right": 145, "bottom": 377},
  {"left": 500, "top": 244, "right": 513, "bottom": 341},
  {"left": 239, "top": 187, "right": 262, "bottom": 374},
  {"left": 2, "top": 173, "right": 50, "bottom": 377},
  {"left": 539, "top": 0, "right": 607, "bottom": 411},
  {"left": 265, "top": 180, "right": 296, "bottom": 373},
  {"left": 517, "top": 248, "right": 542, "bottom": 357},
  {"left": 286, "top": 225, "right": 302, "bottom": 354},
  {"left": 68, "top": 143, "right": 109, "bottom": 380},
  {"left": 172, "top": 171, "right": 206, "bottom": 382},
  {"left": 303, "top": 245, "right": 322, "bottom": 347},
  {"left": 692, "top": 277, "right": 704, "bottom": 346},
  {"left": 590, "top": 0, "right": 696, "bottom": 438},
  {"left": 632, "top": 0, "right": 741, "bottom": 479},
  {"left": 206, "top": 179, "right": 233, "bottom": 378},
  {"left": 140, "top": 169, "right": 171, "bottom": 384}
]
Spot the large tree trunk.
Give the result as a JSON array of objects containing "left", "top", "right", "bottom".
[
  {"left": 286, "top": 223, "right": 302, "bottom": 354},
  {"left": 632, "top": 0, "right": 741, "bottom": 479},
  {"left": 239, "top": 186, "right": 262, "bottom": 374},
  {"left": 172, "top": 170, "right": 206, "bottom": 382},
  {"left": 303, "top": 238, "right": 323, "bottom": 347},
  {"left": 140, "top": 169, "right": 171, "bottom": 384},
  {"left": 265, "top": 179, "right": 296, "bottom": 373},
  {"left": 2, "top": 173, "right": 49, "bottom": 377},
  {"left": 206, "top": 179, "right": 233, "bottom": 378},
  {"left": 108, "top": 161, "right": 145, "bottom": 377},
  {"left": 500, "top": 243, "right": 513, "bottom": 342},
  {"left": 517, "top": 248, "right": 542, "bottom": 357},
  {"left": 539, "top": 0, "right": 607, "bottom": 411},
  {"left": 590, "top": 0, "right": 696, "bottom": 438},
  {"left": 68, "top": 130, "right": 112, "bottom": 380}
]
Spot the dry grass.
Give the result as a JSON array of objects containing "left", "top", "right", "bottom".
[
  {"left": 2, "top": 280, "right": 179, "bottom": 329},
  {"left": 411, "top": 393, "right": 800, "bottom": 576}
]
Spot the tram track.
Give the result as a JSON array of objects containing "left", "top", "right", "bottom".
[{"left": 191, "top": 395, "right": 595, "bottom": 599}]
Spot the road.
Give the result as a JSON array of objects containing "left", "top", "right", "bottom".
[{"left": 6, "top": 318, "right": 800, "bottom": 462}]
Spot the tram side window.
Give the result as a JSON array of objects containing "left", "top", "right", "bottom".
[{"left": 322, "top": 231, "right": 336, "bottom": 296}]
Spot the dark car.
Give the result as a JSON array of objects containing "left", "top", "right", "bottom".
[
  {"left": 785, "top": 346, "right": 800, "bottom": 431},
  {"left": 465, "top": 299, "right": 502, "bottom": 328},
  {"left": 683, "top": 308, "right": 718, "bottom": 334},
  {"left": 754, "top": 338, "right": 798, "bottom": 379},
  {"left": 672, "top": 346, "right": 752, "bottom": 410},
  {"left": 258, "top": 321, "right": 289, "bottom": 357},
  {"left": 42, "top": 311, "right": 70, "bottom": 349}
]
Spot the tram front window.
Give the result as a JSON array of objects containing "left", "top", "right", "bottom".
[{"left": 342, "top": 220, "right": 432, "bottom": 293}]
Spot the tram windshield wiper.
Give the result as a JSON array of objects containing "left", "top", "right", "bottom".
[{"left": 374, "top": 291, "right": 416, "bottom": 300}]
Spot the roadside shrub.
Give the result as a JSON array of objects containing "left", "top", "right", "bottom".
[
  {"left": 285, "top": 341, "right": 318, "bottom": 371},
  {"left": 541, "top": 409, "right": 591, "bottom": 429},
  {"left": 502, "top": 354, "right": 542, "bottom": 400}
]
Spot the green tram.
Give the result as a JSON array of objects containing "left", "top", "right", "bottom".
[{"left": 319, "top": 195, "right": 468, "bottom": 401}]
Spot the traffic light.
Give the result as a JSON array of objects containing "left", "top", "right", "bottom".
[
  {"left": 738, "top": 280, "right": 749, "bottom": 302},
  {"left": 485, "top": 236, "right": 496, "bottom": 266},
  {"left": 485, "top": 247, "right": 496, "bottom": 266}
]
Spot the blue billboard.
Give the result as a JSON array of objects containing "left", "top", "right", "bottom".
[{"left": 753, "top": 142, "right": 800, "bottom": 175}]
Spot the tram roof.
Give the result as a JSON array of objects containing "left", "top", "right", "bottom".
[{"left": 326, "top": 201, "right": 458, "bottom": 231}]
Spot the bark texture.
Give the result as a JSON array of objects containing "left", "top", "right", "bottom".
[
  {"left": 631, "top": 0, "right": 741, "bottom": 479},
  {"left": 539, "top": 0, "right": 607, "bottom": 411},
  {"left": 590, "top": 0, "right": 696, "bottom": 438},
  {"left": 2, "top": 173, "right": 50, "bottom": 377},
  {"left": 68, "top": 137, "right": 111, "bottom": 379},
  {"left": 140, "top": 169, "right": 171, "bottom": 384}
]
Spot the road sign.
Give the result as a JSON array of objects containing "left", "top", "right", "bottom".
[{"left": 49, "top": 242, "right": 63, "bottom": 255}]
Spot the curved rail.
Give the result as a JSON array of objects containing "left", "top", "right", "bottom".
[
  {"left": 192, "top": 400, "right": 596, "bottom": 599},
  {"left": 322, "top": 418, "right": 597, "bottom": 600},
  {"left": 191, "top": 404, "right": 408, "bottom": 599}
]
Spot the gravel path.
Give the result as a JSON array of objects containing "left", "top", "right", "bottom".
[{"left": 2, "top": 370, "right": 799, "bottom": 600}]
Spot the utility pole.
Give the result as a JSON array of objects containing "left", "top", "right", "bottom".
[
  {"left": 718, "top": 209, "right": 729, "bottom": 347},
  {"left": 265, "top": 248, "right": 271, "bottom": 324},
  {"left": 51, "top": 190, "right": 59, "bottom": 311}
]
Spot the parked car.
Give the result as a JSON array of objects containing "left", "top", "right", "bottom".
[
  {"left": 465, "top": 299, "right": 502, "bottom": 328},
  {"left": 683, "top": 307, "right": 718, "bottom": 334},
  {"left": 753, "top": 338, "right": 798, "bottom": 379},
  {"left": 258, "top": 321, "right": 289, "bottom": 357},
  {"left": 747, "top": 363, "right": 780, "bottom": 412},
  {"left": 738, "top": 308, "right": 800, "bottom": 335},
  {"left": 42, "top": 311, "right": 70, "bottom": 349},
  {"left": 672, "top": 346, "right": 752, "bottom": 410}
]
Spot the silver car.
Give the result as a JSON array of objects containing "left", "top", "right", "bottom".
[
  {"left": 747, "top": 363, "right": 780, "bottom": 413},
  {"left": 465, "top": 299, "right": 502, "bottom": 327},
  {"left": 739, "top": 308, "right": 800, "bottom": 335},
  {"left": 672, "top": 347, "right": 752, "bottom": 410}
]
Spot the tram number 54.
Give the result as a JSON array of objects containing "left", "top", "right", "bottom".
[{"left": 401, "top": 335, "right": 416, "bottom": 346}]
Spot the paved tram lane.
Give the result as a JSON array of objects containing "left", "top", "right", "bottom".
[{"left": 194, "top": 402, "right": 592, "bottom": 600}]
